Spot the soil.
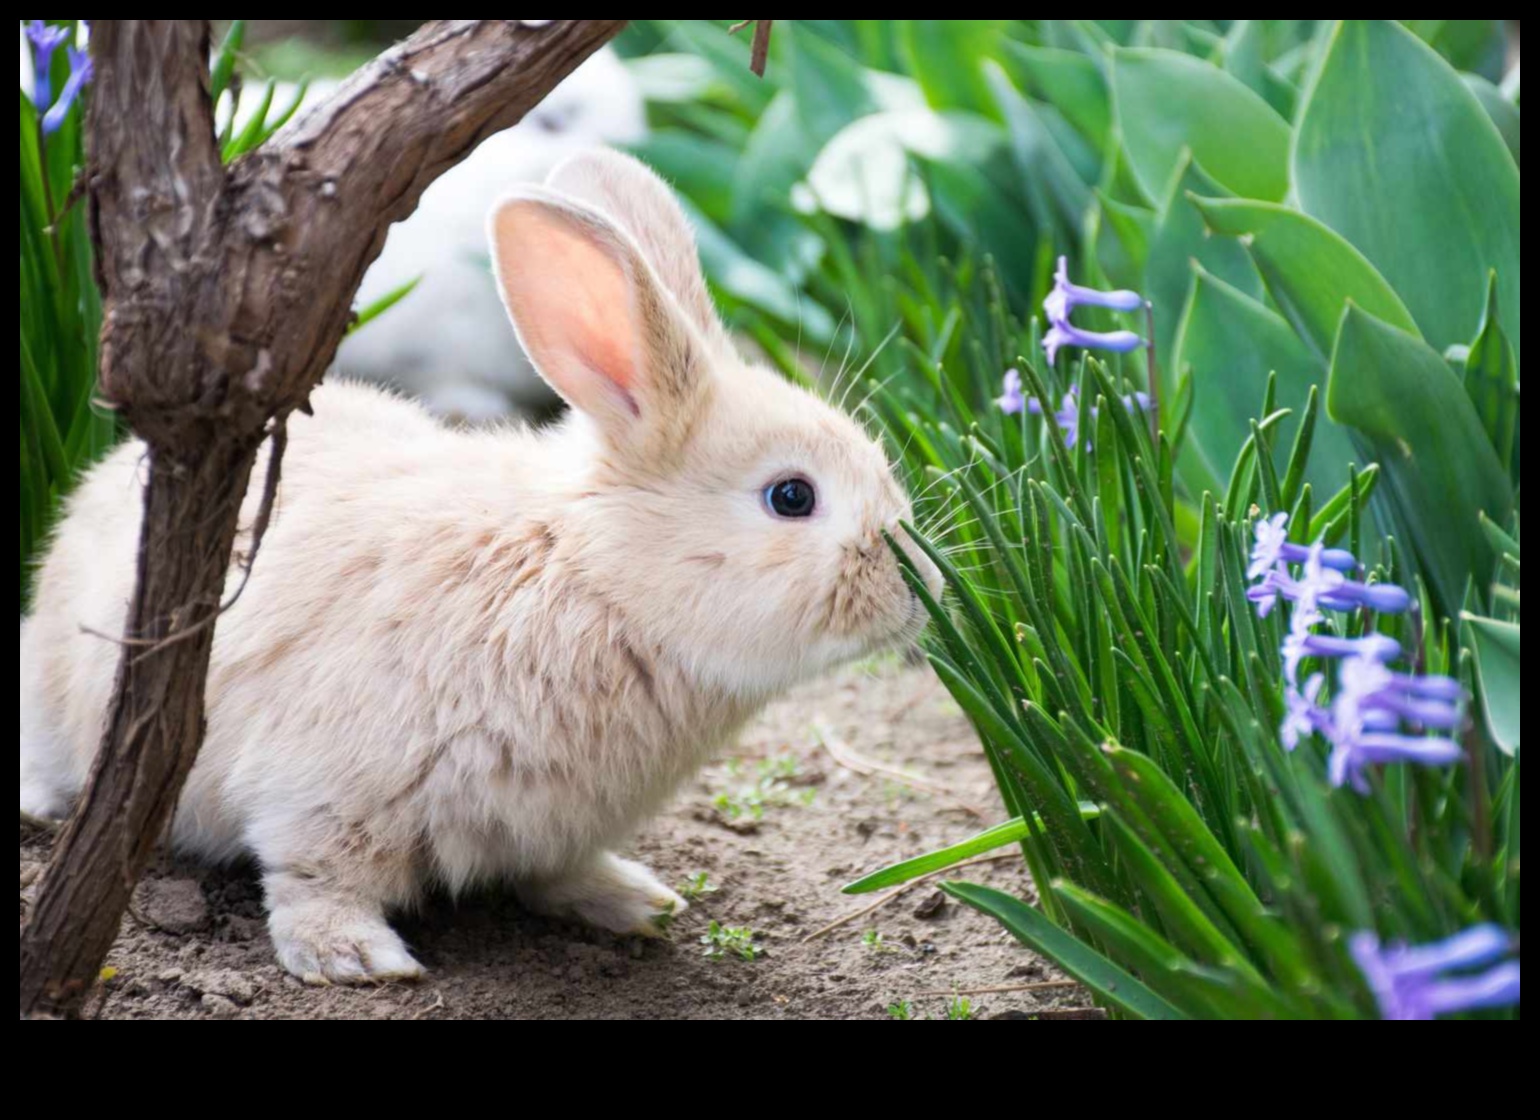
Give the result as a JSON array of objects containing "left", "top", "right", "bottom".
[{"left": 21, "top": 660, "right": 1092, "bottom": 1020}]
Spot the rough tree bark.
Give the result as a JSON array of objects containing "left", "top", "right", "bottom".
[{"left": 19, "top": 18, "right": 628, "bottom": 1020}]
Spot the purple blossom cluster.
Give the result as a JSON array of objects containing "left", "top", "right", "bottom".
[
  {"left": 1249, "top": 513, "right": 1461, "bottom": 794},
  {"left": 1250, "top": 515, "right": 1516, "bottom": 1021},
  {"left": 996, "top": 372, "right": 1149, "bottom": 450},
  {"left": 25, "top": 22, "right": 92, "bottom": 136},
  {"left": 1040, "top": 256, "right": 1145, "bottom": 367}
]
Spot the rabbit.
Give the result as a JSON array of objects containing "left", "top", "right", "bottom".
[
  {"left": 335, "top": 47, "right": 649, "bottom": 423},
  {"left": 20, "top": 150, "right": 944, "bottom": 984}
]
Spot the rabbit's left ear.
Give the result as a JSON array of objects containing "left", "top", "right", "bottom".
[
  {"left": 546, "top": 149, "right": 728, "bottom": 351},
  {"left": 489, "top": 189, "right": 709, "bottom": 453}
]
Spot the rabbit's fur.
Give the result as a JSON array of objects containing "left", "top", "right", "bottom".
[{"left": 19, "top": 151, "right": 942, "bottom": 984}]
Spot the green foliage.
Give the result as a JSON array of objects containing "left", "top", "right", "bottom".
[
  {"left": 700, "top": 922, "right": 763, "bottom": 962},
  {"left": 677, "top": 873, "right": 719, "bottom": 903},
  {"left": 630, "top": 19, "right": 1519, "bottom": 1019},
  {"left": 713, "top": 755, "right": 816, "bottom": 821},
  {"left": 887, "top": 1000, "right": 915, "bottom": 1020},
  {"left": 20, "top": 22, "right": 116, "bottom": 614}
]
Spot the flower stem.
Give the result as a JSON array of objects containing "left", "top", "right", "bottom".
[
  {"left": 1143, "top": 303, "right": 1161, "bottom": 447},
  {"left": 34, "top": 123, "right": 66, "bottom": 276}
]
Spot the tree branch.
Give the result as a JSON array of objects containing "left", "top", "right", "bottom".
[{"left": 20, "top": 18, "right": 628, "bottom": 1021}]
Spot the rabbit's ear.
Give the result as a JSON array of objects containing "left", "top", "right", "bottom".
[
  {"left": 546, "top": 150, "right": 726, "bottom": 349},
  {"left": 489, "top": 190, "right": 708, "bottom": 447}
]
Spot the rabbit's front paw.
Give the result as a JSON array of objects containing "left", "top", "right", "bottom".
[
  {"left": 268, "top": 898, "right": 424, "bottom": 986},
  {"left": 523, "top": 853, "right": 688, "bottom": 938}
]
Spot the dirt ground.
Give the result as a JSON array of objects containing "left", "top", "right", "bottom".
[{"left": 20, "top": 660, "right": 1094, "bottom": 1020}]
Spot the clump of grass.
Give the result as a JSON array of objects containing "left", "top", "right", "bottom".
[
  {"left": 887, "top": 1000, "right": 915, "bottom": 1020},
  {"left": 713, "top": 754, "right": 817, "bottom": 821},
  {"left": 700, "top": 921, "right": 762, "bottom": 962}
]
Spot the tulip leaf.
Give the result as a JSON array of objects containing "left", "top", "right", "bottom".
[
  {"left": 944, "top": 882, "right": 1191, "bottom": 1020},
  {"left": 897, "top": 19, "right": 1010, "bottom": 118},
  {"left": 1464, "top": 615, "right": 1520, "bottom": 756},
  {"left": 1464, "top": 273, "right": 1520, "bottom": 473},
  {"left": 1328, "top": 305, "right": 1514, "bottom": 611},
  {"left": 1111, "top": 47, "right": 1292, "bottom": 203},
  {"left": 1172, "top": 266, "right": 1356, "bottom": 503},
  {"left": 1144, "top": 158, "right": 1260, "bottom": 375},
  {"left": 1192, "top": 197, "right": 1420, "bottom": 361},
  {"left": 1296, "top": 21, "right": 1521, "bottom": 363},
  {"left": 1002, "top": 42, "right": 1111, "bottom": 151},
  {"left": 1463, "top": 73, "right": 1523, "bottom": 164}
]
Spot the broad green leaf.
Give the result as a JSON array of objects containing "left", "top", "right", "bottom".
[
  {"left": 1171, "top": 266, "right": 1356, "bottom": 502},
  {"left": 1295, "top": 21, "right": 1521, "bottom": 363},
  {"left": 1144, "top": 160, "right": 1261, "bottom": 378},
  {"left": 624, "top": 53, "right": 724, "bottom": 104},
  {"left": 1464, "top": 274, "right": 1520, "bottom": 472},
  {"left": 897, "top": 19, "right": 1010, "bottom": 118},
  {"left": 1328, "top": 305, "right": 1513, "bottom": 610},
  {"left": 843, "top": 803, "right": 1102, "bottom": 895},
  {"left": 1193, "top": 198, "right": 1420, "bottom": 360},
  {"left": 944, "top": 883, "right": 1191, "bottom": 1020},
  {"left": 1111, "top": 47, "right": 1292, "bottom": 202},
  {"left": 1465, "top": 615, "right": 1520, "bottom": 756},
  {"left": 1001, "top": 42, "right": 1111, "bottom": 151},
  {"left": 1464, "top": 73, "right": 1523, "bottom": 163}
]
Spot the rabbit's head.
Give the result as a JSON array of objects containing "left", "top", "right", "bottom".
[{"left": 490, "top": 151, "right": 942, "bottom": 696}]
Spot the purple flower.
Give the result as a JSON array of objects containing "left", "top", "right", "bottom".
[
  {"left": 41, "top": 46, "right": 92, "bottom": 135},
  {"left": 1249, "top": 514, "right": 1357, "bottom": 581},
  {"left": 1043, "top": 256, "right": 1144, "bottom": 323},
  {"left": 997, "top": 369, "right": 1027, "bottom": 415},
  {"left": 1337, "top": 657, "right": 1464, "bottom": 731},
  {"left": 1281, "top": 673, "right": 1327, "bottom": 751},
  {"left": 1024, "top": 386, "right": 1151, "bottom": 450},
  {"left": 1043, "top": 322, "right": 1145, "bottom": 368},
  {"left": 1040, "top": 257, "right": 1147, "bottom": 367},
  {"left": 1326, "top": 658, "right": 1463, "bottom": 794},
  {"left": 1351, "top": 926, "right": 1520, "bottom": 1020},
  {"left": 1282, "top": 627, "right": 1401, "bottom": 687},
  {"left": 25, "top": 21, "right": 70, "bottom": 108},
  {"left": 1248, "top": 562, "right": 1410, "bottom": 618}
]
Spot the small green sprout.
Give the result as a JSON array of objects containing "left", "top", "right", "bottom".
[
  {"left": 713, "top": 754, "right": 817, "bottom": 821},
  {"left": 701, "top": 921, "right": 762, "bottom": 962},
  {"left": 887, "top": 1001, "right": 915, "bottom": 1020},
  {"left": 677, "top": 872, "right": 718, "bottom": 902},
  {"left": 946, "top": 996, "right": 975, "bottom": 1021}
]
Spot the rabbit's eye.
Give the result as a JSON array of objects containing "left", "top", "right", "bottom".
[{"left": 765, "top": 477, "right": 817, "bottom": 519}]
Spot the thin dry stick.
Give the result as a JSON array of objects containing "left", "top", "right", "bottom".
[
  {"left": 803, "top": 853, "right": 1024, "bottom": 944},
  {"left": 813, "top": 718, "right": 987, "bottom": 819},
  {"left": 915, "top": 981, "right": 1082, "bottom": 998},
  {"left": 728, "top": 19, "right": 775, "bottom": 76},
  {"left": 1143, "top": 303, "right": 1162, "bottom": 446}
]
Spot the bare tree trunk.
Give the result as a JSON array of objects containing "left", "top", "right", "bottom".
[{"left": 19, "top": 18, "right": 628, "bottom": 1021}]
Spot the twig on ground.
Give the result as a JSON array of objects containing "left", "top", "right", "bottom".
[
  {"left": 412, "top": 992, "right": 447, "bottom": 1020},
  {"left": 813, "top": 718, "right": 987, "bottom": 819},
  {"left": 803, "top": 853, "right": 1024, "bottom": 943}
]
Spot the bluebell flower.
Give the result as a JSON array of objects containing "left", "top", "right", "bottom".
[
  {"left": 997, "top": 368, "right": 1027, "bottom": 415},
  {"left": 1248, "top": 560, "right": 1411, "bottom": 617},
  {"left": 1326, "top": 655, "right": 1463, "bottom": 793},
  {"left": 1014, "top": 385, "right": 1151, "bottom": 450},
  {"left": 41, "top": 47, "right": 93, "bottom": 136},
  {"left": 1043, "top": 256, "right": 1144, "bottom": 323},
  {"left": 1042, "top": 321, "right": 1145, "bottom": 368},
  {"left": 1040, "top": 257, "right": 1147, "bottom": 367},
  {"left": 1249, "top": 514, "right": 1356, "bottom": 581},
  {"left": 25, "top": 21, "right": 71, "bottom": 108},
  {"left": 1282, "top": 627, "right": 1401, "bottom": 688},
  {"left": 1281, "top": 674, "right": 1327, "bottom": 752},
  {"left": 1337, "top": 657, "right": 1463, "bottom": 731},
  {"left": 1351, "top": 925, "right": 1520, "bottom": 1020}
]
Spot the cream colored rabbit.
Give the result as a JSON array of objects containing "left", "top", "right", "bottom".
[{"left": 19, "top": 151, "right": 942, "bottom": 984}]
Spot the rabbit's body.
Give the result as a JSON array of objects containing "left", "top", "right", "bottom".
[{"left": 21, "top": 151, "right": 939, "bottom": 983}]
